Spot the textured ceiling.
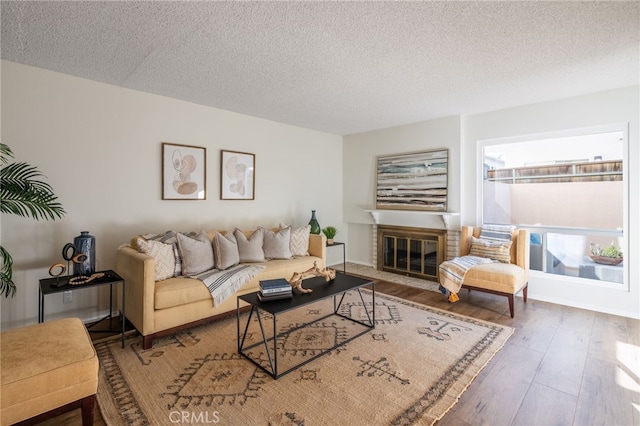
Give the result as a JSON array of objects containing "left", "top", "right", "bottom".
[{"left": 2, "top": 1, "right": 639, "bottom": 135}]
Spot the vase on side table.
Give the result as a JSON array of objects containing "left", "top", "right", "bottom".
[
  {"left": 73, "top": 231, "right": 95, "bottom": 275},
  {"left": 308, "top": 210, "right": 321, "bottom": 235}
]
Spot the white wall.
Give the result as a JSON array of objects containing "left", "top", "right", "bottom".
[
  {"left": 343, "top": 115, "right": 462, "bottom": 265},
  {"left": 344, "top": 86, "right": 639, "bottom": 319},
  {"left": 0, "top": 61, "right": 343, "bottom": 329}
]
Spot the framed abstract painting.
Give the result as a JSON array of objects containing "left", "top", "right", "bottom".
[
  {"left": 376, "top": 149, "right": 448, "bottom": 211},
  {"left": 220, "top": 150, "right": 255, "bottom": 200},
  {"left": 162, "top": 142, "right": 206, "bottom": 200}
]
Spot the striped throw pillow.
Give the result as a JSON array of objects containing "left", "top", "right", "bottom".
[{"left": 469, "top": 236, "right": 512, "bottom": 263}]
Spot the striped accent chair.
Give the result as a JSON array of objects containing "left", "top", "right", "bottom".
[{"left": 458, "top": 225, "right": 530, "bottom": 318}]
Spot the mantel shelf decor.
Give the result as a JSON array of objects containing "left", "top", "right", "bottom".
[{"left": 376, "top": 149, "right": 448, "bottom": 212}]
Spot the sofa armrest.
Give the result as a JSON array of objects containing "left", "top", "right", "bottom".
[
  {"left": 307, "top": 234, "right": 327, "bottom": 266},
  {"left": 116, "top": 246, "right": 157, "bottom": 336}
]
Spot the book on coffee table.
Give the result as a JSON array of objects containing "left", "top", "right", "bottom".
[
  {"left": 259, "top": 278, "right": 292, "bottom": 295},
  {"left": 257, "top": 291, "right": 292, "bottom": 302}
]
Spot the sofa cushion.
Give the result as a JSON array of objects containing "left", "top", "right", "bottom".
[
  {"left": 464, "top": 262, "right": 527, "bottom": 294},
  {"left": 135, "top": 238, "right": 175, "bottom": 281},
  {"left": 247, "top": 255, "right": 324, "bottom": 282},
  {"left": 154, "top": 277, "right": 213, "bottom": 309},
  {"left": 176, "top": 231, "right": 215, "bottom": 275},
  {"left": 282, "top": 224, "right": 310, "bottom": 257},
  {"left": 234, "top": 228, "right": 265, "bottom": 263},
  {"left": 262, "top": 226, "right": 292, "bottom": 260},
  {"left": 212, "top": 231, "right": 240, "bottom": 270},
  {"left": 469, "top": 236, "right": 512, "bottom": 263}
]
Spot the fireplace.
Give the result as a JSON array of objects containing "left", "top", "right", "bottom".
[{"left": 377, "top": 225, "right": 447, "bottom": 281}]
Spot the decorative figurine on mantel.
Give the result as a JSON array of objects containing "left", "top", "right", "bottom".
[{"left": 288, "top": 261, "right": 336, "bottom": 293}]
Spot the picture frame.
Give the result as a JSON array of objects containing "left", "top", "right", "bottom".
[
  {"left": 162, "top": 142, "right": 206, "bottom": 200},
  {"left": 376, "top": 149, "right": 448, "bottom": 211},
  {"left": 220, "top": 150, "right": 255, "bottom": 200}
]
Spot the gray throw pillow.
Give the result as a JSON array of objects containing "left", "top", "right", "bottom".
[
  {"left": 212, "top": 231, "right": 240, "bottom": 270},
  {"left": 262, "top": 226, "right": 292, "bottom": 260},
  {"left": 176, "top": 231, "right": 215, "bottom": 275},
  {"left": 234, "top": 228, "right": 265, "bottom": 263}
]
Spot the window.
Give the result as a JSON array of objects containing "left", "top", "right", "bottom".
[{"left": 480, "top": 125, "right": 627, "bottom": 286}]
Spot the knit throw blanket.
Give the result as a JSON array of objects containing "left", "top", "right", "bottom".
[
  {"left": 439, "top": 256, "right": 494, "bottom": 297},
  {"left": 191, "top": 264, "right": 266, "bottom": 306},
  {"left": 439, "top": 224, "right": 514, "bottom": 302}
]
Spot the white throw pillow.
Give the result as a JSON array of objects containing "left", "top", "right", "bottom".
[
  {"left": 140, "top": 230, "right": 198, "bottom": 277},
  {"left": 176, "top": 231, "right": 215, "bottom": 275},
  {"left": 135, "top": 237, "right": 175, "bottom": 281},
  {"left": 261, "top": 226, "right": 292, "bottom": 260},
  {"left": 282, "top": 224, "right": 310, "bottom": 257},
  {"left": 234, "top": 228, "right": 265, "bottom": 263}
]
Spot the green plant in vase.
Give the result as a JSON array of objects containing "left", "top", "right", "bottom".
[{"left": 322, "top": 226, "right": 338, "bottom": 245}]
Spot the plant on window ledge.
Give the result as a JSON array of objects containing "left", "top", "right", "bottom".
[
  {"left": 0, "top": 143, "right": 66, "bottom": 297},
  {"left": 589, "top": 241, "right": 623, "bottom": 265}
]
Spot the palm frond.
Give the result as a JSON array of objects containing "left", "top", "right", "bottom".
[
  {"left": 0, "top": 161, "right": 66, "bottom": 220},
  {"left": 0, "top": 143, "right": 15, "bottom": 165},
  {"left": 0, "top": 143, "right": 65, "bottom": 297},
  {"left": 0, "top": 245, "right": 16, "bottom": 298}
]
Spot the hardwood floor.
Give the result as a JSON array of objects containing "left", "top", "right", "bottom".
[
  {"left": 372, "top": 280, "right": 640, "bottom": 426},
  {"left": 35, "top": 281, "right": 639, "bottom": 425}
]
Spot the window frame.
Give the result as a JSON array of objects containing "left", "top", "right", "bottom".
[{"left": 477, "top": 123, "right": 630, "bottom": 290}]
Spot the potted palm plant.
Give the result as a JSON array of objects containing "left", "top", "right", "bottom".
[
  {"left": 1, "top": 143, "right": 65, "bottom": 297},
  {"left": 322, "top": 226, "right": 338, "bottom": 245}
]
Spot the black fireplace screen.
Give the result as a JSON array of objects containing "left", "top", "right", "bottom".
[{"left": 378, "top": 226, "right": 446, "bottom": 281}]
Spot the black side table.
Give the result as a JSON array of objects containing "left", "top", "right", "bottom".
[
  {"left": 327, "top": 241, "right": 346, "bottom": 273},
  {"left": 39, "top": 269, "right": 126, "bottom": 348}
]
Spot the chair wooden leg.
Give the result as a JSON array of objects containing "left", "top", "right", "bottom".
[
  {"left": 81, "top": 394, "right": 95, "bottom": 426},
  {"left": 508, "top": 294, "right": 515, "bottom": 318},
  {"left": 523, "top": 284, "right": 528, "bottom": 303}
]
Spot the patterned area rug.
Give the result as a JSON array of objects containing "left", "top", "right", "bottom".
[
  {"left": 96, "top": 290, "right": 513, "bottom": 425},
  {"left": 344, "top": 262, "right": 441, "bottom": 292}
]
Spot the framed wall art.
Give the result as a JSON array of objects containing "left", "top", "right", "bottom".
[
  {"left": 162, "top": 142, "right": 206, "bottom": 200},
  {"left": 376, "top": 149, "right": 448, "bottom": 211},
  {"left": 220, "top": 150, "right": 255, "bottom": 200}
]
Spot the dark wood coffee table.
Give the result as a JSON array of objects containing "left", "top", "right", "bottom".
[{"left": 237, "top": 273, "right": 375, "bottom": 379}]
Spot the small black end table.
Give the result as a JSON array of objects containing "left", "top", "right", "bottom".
[
  {"left": 327, "top": 241, "right": 346, "bottom": 273},
  {"left": 39, "top": 269, "right": 126, "bottom": 348}
]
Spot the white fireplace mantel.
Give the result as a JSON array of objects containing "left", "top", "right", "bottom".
[{"left": 365, "top": 209, "right": 460, "bottom": 230}]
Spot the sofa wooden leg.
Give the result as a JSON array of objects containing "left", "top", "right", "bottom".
[
  {"left": 81, "top": 394, "right": 96, "bottom": 426},
  {"left": 523, "top": 284, "right": 528, "bottom": 303},
  {"left": 142, "top": 335, "right": 153, "bottom": 350},
  {"left": 508, "top": 294, "right": 515, "bottom": 318}
]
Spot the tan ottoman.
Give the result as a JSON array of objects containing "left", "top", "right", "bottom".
[{"left": 1, "top": 317, "right": 99, "bottom": 425}]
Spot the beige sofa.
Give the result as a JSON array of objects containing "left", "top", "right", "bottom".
[{"left": 116, "top": 229, "right": 326, "bottom": 349}]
